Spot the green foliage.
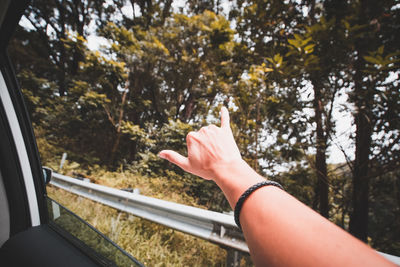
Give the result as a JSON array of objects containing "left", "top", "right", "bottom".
[
  {"left": 369, "top": 170, "right": 400, "bottom": 254},
  {"left": 275, "top": 164, "right": 316, "bottom": 207},
  {"left": 363, "top": 46, "right": 400, "bottom": 72}
]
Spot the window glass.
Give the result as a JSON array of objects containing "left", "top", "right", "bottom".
[{"left": 47, "top": 197, "right": 142, "bottom": 267}]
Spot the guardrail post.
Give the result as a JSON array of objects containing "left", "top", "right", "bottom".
[
  {"left": 226, "top": 249, "right": 241, "bottom": 267},
  {"left": 133, "top": 188, "right": 140, "bottom": 194},
  {"left": 59, "top": 152, "right": 67, "bottom": 170}
]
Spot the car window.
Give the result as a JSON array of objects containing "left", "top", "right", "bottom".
[{"left": 47, "top": 197, "right": 142, "bottom": 267}]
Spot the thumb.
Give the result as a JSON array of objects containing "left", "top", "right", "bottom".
[{"left": 159, "top": 150, "right": 190, "bottom": 170}]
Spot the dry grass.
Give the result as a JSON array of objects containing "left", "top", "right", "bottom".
[
  {"left": 47, "top": 160, "right": 202, "bottom": 207},
  {"left": 44, "top": 158, "right": 257, "bottom": 266},
  {"left": 47, "top": 186, "right": 228, "bottom": 266},
  {"left": 44, "top": 160, "right": 254, "bottom": 266}
]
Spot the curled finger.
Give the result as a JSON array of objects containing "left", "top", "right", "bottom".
[{"left": 186, "top": 131, "right": 201, "bottom": 144}]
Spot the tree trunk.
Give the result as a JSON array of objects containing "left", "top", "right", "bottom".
[
  {"left": 349, "top": 0, "right": 374, "bottom": 242},
  {"left": 349, "top": 109, "right": 372, "bottom": 241},
  {"left": 109, "top": 89, "right": 128, "bottom": 165},
  {"left": 312, "top": 81, "right": 329, "bottom": 218},
  {"left": 349, "top": 71, "right": 372, "bottom": 242},
  {"left": 182, "top": 95, "right": 195, "bottom": 122},
  {"left": 308, "top": 0, "right": 329, "bottom": 218},
  {"left": 253, "top": 97, "right": 261, "bottom": 171},
  {"left": 55, "top": 1, "right": 67, "bottom": 96}
]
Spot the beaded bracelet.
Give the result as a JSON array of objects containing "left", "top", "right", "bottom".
[{"left": 234, "top": 181, "right": 284, "bottom": 230}]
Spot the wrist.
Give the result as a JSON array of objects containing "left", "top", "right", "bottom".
[
  {"left": 213, "top": 159, "right": 257, "bottom": 181},
  {"left": 213, "top": 159, "right": 266, "bottom": 209},
  {"left": 234, "top": 180, "right": 284, "bottom": 229}
]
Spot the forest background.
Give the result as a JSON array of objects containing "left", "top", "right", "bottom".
[{"left": 8, "top": 0, "right": 400, "bottom": 257}]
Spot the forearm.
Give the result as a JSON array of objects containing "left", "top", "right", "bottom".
[
  {"left": 160, "top": 107, "right": 393, "bottom": 267},
  {"left": 214, "top": 161, "right": 393, "bottom": 267}
]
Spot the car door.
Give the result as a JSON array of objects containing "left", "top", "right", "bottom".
[{"left": 0, "top": 1, "right": 143, "bottom": 266}]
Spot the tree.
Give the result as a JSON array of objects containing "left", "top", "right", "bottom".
[
  {"left": 19, "top": 0, "right": 120, "bottom": 95},
  {"left": 231, "top": 0, "right": 341, "bottom": 218},
  {"left": 99, "top": 10, "right": 237, "bottom": 127},
  {"left": 344, "top": 0, "right": 400, "bottom": 241}
]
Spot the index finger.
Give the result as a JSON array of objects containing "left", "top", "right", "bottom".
[{"left": 220, "top": 106, "right": 230, "bottom": 129}]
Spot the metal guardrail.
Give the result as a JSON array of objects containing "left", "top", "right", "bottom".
[
  {"left": 50, "top": 172, "right": 400, "bottom": 266},
  {"left": 50, "top": 173, "right": 249, "bottom": 254}
]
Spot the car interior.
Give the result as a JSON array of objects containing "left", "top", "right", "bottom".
[{"left": 0, "top": 170, "right": 10, "bottom": 247}]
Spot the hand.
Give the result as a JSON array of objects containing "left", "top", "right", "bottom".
[{"left": 159, "top": 107, "right": 242, "bottom": 181}]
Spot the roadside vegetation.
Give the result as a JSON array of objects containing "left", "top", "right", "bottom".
[
  {"left": 45, "top": 159, "right": 253, "bottom": 266},
  {"left": 47, "top": 186, "right": 227, "bottom": 266}
]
